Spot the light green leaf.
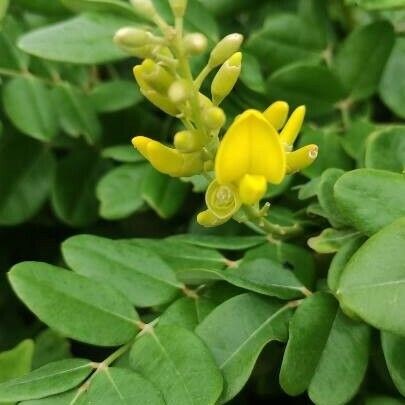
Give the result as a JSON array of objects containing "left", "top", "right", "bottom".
[
  {"left": 62, "top": 234, "right": 182, "bottom": 307},
  {"left": 0, "top": 136, "right": 55, "bottom": 226},
  {"left": 159, "top": 297, "right": 216, "bottom": 330},
  {"left": 8, "top": 262, "right": 139, "bottom": 346},
  {"left": 89, "top": 80, "right": 142, "bottom": 113},
  {"left": 0, "top": 0, "right": 9, "bottom": 23},
  {"left": 0, "top": 359, "right": 93, "bottom": 402},
  {"left": 382, "top": 331, "right": 405, "bottom": 395},
  {"left": 52, "top": 149, "right": 107, "bottom": 227},
  {"left": 19, "top": 390, "right": 75, "bottom": 405},
  {"left": 3, "top": 76, "right": 58, "bottom": 142},
  {"left": 75, "top": 367, "right": 165, "bottom": 405},
  {"left": 60, "top": 0, "right": 138, "bottom": 18},
  {"left": 267, "top": 64, "right": 346, "bottom": 118},
  {"left": 351, "top": 0, "right": 405, "bottom": 10},
  {"left": 239, "top": 53, "right": 266, "bottom": 93},
  {"left": 18, "top": 13, "right": 133, "bottom": 64},
  {"left": 142, "top": 167, "right": 188, "bottom": 219},
  {"left": 308, "top": 228, "right": 360, "bottom": 254},
  {"left": 365, "top": 126, "right": 405, "bottom": 173},
  {"left": 196, "top": 293, "right": 291, "bottom": 403},
  {"left": 334, "top": 169, "right": 405, "bottom": 235},
  {"left": 333, "top": 21, "right": 394, "bottom": 100},
  {"left": 341, "top": 119, "right": 375, "bottom": 161},
  {"left": 101, "top": 146, "right": 144, "bottom": 163},
  {"left": 338, "top": 217, "right": 405, "bottom": 335},
  {"left": 52, "top": 83, "right": 101, "bottom": 144},
  {"left": 327, "top": 235, "right": 365, "bottom": 292},
  {"left": 246, "top": 14, "right": 325, "bottom": 72},
  {"left": 130, "top": 325, "right": 223, "bottom": 405},
  {"left": 280, "top": 292, "right": 370, "bottom": 405},
  {"left": 380, "top": 38, "right": 405, "bottom": 118},
  {"left": 0, "top": 340, "right": 34, "bottom": 383},
  {"left": 96, "top": 163, "right": 148, "bottom": 220}
]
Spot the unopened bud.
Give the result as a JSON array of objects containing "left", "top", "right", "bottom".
[
  {"left": 211, "top": 52, "right": 242, "bottom": 105},
  {"left": 184, "top": 33, "right": 208, "bottom": 55},
  {"left": 123, "top": 44, "right": 154, "bottom": 59},
  {"left": 203, "top": 160, "right": 214, "bottom": 172},
  {"left": 169, "top": 0, "right": 188, "bottom": 17},
  {"left": 141, "top": 88, "right": 179, "bottom": 116},
  {"left": 130, "top": 0, "right": 156, "bottom": 20},
  {"left": 136, "top": 59, "right": 175, "bottom": 93},
  {"left": 203, "top": 107, "right": 226, "bottom": 129},
  {"left": 168, "top": 80, "right": 188, "bottom": 104},
  {"left": 114, "top": 27, "right": 162, "bottom": 49},
  {"left": 208, "top": 33, "right": 243, "bottom": 68},
  {"left": 174, "top": 130, "right": 205, "bottom": 152}
]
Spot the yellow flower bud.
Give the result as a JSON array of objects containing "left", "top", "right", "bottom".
[
  {"left": 122, "top": 44, "right": 154, "bottom": 59},
  {"left": 114, "top": 27, "right": 159, "bottom": 49},
  {"left": 140, "top": 88, "right": 179, "bottom": 116},
  {"left": 174, "top": 130, "right": 205, "bottom": 152},
  {"left": 286, "top": 144, "right": 318, "bottom": 174},
  {"left": 169, "top": 0, "right": 188, "bottom": 17},
  {"left": 262, "top": 101, "right": 289, "bottom": 131},
  {"left": 136, "top": 59, "right": 175, "bottom": 94},
  {"left": 203, "top": 107, "right": 226, "bottom": 130},
  {"left": 209, "top": 33, "right": 243, "bottom": 68},
  {"left": 280, "top": 105, "right": 306, "bottom": 148},
  {"left": 130, "top": 0, "right": 156, "bottom": 19},
  {"left": 205, "top": 180, "right": 241, "bottom": 220},
  {"left": 211, "top": 52, "right": 242, "bottom": 105},
  {"left": 184, "top": 33, "right": 208, "bottom": 55},
  {"left": 168, "top": 80, "right": 188, "bottom": 104},
  {"left": 132, "top": 136, "right": 204, "bottom": 177},
  {"left": 197, "top": 209, "right": 229, "bottom": 227}
]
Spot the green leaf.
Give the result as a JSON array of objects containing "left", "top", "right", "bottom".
[
  {"left": 0, "top": 136, "right": 55, "bottom": 226},
  {"left": 239, "top": 53, "right": 266, "bottom": 93},
  {"left": 167, "top": 234, "right": 266, "bottom": 250},
  {"left": 267, "top": 64, "right": 346, "bottom": 118},
  {"left": 297, "top": 177, "right": 321, "bottom": 200},
  {"left": 32, "top": 330, "right": 71, "bottom": 369},
  {"left": 159, "top": 297, "right": 216, "bottom": 330},
  {"left": 89, "top": 80, "right": 142, "bottom": 113},
  {"left": 0, "top": 340, "right": 34, "bottom": 383},
  {"left": 297, "top": 127, "right": 353, "bottom": 178},
  {"left": 365, "top": 126, "right": 405, "bottom": 172},
  {"left": 327, "top": 235, "right": 365, "bottom": 292},
  {"left": 130, "top": 325, "right": 223, "bottom": 405},
  {"left": 141, "top": 167, "right": 188, "bottom": 219},
  {"left": 0, "top": 0, "right": 9, "bottom": 23},
  {"left": 62, "top": 234, "right": 182, "bottom": 307},
  {"left": 8, "top": 262, "right": 139, "bottom": 346},
  {"left": 52, "top": 149, "right": 107, "bottom": 227},
  {"left": 3, "top": 76, "right": 58, "bottom": 142},
  {"left": 101, "top": 145, "right": 144, "bottom": 163},
  {"left": 75, "top": 367, "right": 165, "bottom": 405},
  {"left": 0, "top": 359, "right": 93, "bottom": 402},
  {"left": 60, "top": 0, "right": 138, "bottom": 18},
  {"left": 279, "top": 292, "right": 370, "bottom": 405},
  {"left": 52, "top": 83, "right": 101, "bottom": 144},
  {"left": 338, "top": 217, "right": 405, "bottom": 334},
  {"left": 341, "top": 119, "right": 375, "bottom": 161},
  {"left": 317, "top": 168, "right": 347, "bottom": 227},
  {"left": 380, "top": 38, "right": 405, "bottom": 118},
  {"left": 12, "top": 0, "right": 68, "bottom": 16},
  {"left": 19, "top": 390, "right": 75, "bottom": 405},
  {"left": 352, "top": 0, "right": 405, "bottom": 10},
  {"left": 334, "top": 169, "right": 405, "bottom": 235},
  {"left": 196, "top": 293, "right": 291, "bottom": 403},
  {"left": 333, "top": 21, "right": 394, "bottom": 101},
  {"left": 382, "top": 331, "right": 405, "bottom": 395},
  {"left": 18, "top": 13, "right": 132, "bottom": 64},
  {"left": 308, "top": 228, "right": 361, "bottom": 254},
  {"left": 365, "top": 397, "right": 405, "bottom": 405},
  {"left": 96, "top": 163, "right": 148, "bottom": 220},
  {"left": 246, "top": 14, "right": 326, "bottom": 72}
]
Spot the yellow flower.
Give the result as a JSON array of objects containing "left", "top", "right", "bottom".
[{"left": 197, "top": 101, "right": 318, "bottom": 227}]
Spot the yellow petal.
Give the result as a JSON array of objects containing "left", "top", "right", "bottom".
[
  {"left": 197, "top": 209, "right": 229, "bottom": 227},
  {"left": 215, "top": 109, "right": 286, "bottom": 185},
  {"left": 132, "top": 136, "right": 152, "bottom": 159},
  {"left": 286, "top": 144, "right": 318, "bottom": 174},
  {"left": 262, "top": 101, "right": 289, "bottom": 130},
  {"left": 280, "top": 105, "right": 306, "bottom": 147},
  {"left": 238, "top": 174, "right": 267, "bottom": 205}
]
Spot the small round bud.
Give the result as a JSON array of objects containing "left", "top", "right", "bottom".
[
  {"left": 169, "top": 0, "right": 188, "bottom": 17},
  {"left": 211, "top": 52, "right": 242, "bottom": 105},
  {"left": 209, "top": 33, "right": 243, "bottom": 68},
  {"left": 168, "top": 80, "right": 188, "bottom": 104},
  {"left": 184, "top": 33, "right": 208, "bottom": 55},
  {"left": 114, "top": 27, "right": 158, "bottom": 48},
  {"left": 174, "top": 130, "right": 205, "bottom": 152},
  {"left": 130, "top": 0, "right": 156, "bottom": 19},
  {"left": 203, "top": 107, "right": 226, "bottom": 129}
]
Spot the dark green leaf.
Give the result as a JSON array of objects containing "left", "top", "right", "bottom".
[
  {"left": 382, "top": 331, "right": 405, "bottom": 395},
  {"left": 239, "top": 53, "right": 266, "bottom": 93},
  {"left": 101, "top": 145, "right": 144, "bottom": 163},
  {"left": 8, "top": 262, "right": 139, "bottom": 346}
]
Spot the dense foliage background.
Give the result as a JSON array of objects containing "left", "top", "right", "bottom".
[{"left": 1, "top": 0, "right": 405, "bottom": 404}]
